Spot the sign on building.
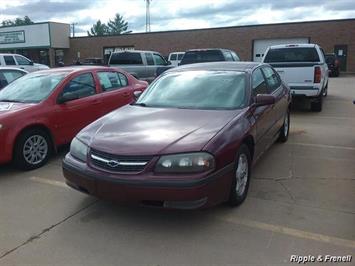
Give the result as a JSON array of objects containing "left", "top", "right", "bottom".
[{"left": 0, "top": 31, "right": 25, "bottom": 44}]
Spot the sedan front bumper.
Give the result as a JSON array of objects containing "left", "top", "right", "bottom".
[{"left": 62, "top": 153, "right": 234, "bottom": 209}]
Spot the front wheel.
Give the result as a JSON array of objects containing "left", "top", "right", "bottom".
[
  {"left": 13, "top": 129, "right": 52, "bottom": 170},
  {"left": 228, "top": 144, "right": 251, "bottom": 207},
  {"left": 323, "top": 83, "right": 328, "bottom": 97}
]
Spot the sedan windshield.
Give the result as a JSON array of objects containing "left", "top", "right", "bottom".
[
  {"left": 136, "top": 71, "right": 247, "bottom": 110},
  {"left": 0, "top": 72, "right": 66, "bottom": 103}
]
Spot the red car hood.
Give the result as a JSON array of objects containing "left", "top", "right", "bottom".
[
  {"left": 85, "top": 105, "right": 241, "bottom": 155},
  {"left": 0, "top": 102, "right": 35, "bottom": 117}
]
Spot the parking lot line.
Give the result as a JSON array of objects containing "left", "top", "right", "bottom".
[
  {"left": 287, "top": 142, "right": 355, "bottom": 151},
  {"left": 218, "top": 216, "right": 355, "bottom": 249},
  {"left": 29, "top": 176, "right": 68, "bottom": 189}
]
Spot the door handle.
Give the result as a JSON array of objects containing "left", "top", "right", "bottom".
[{"left": 123, "top": 92, "right": 130, "bottom": 97}]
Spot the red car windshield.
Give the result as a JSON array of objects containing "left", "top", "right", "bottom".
[{"left": 0, "top": 72, "right": 66, "bottom": 103}]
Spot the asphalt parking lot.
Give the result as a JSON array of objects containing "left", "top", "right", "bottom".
[{"left": 0, "top": 76, "right": 354, "bottom": 266}]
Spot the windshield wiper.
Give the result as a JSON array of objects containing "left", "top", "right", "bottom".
[
  {"left": 0, "top": 99, "right": 25, "bottom": 103},
  {"left": 131, "top": 102, "right": 147, "bottom": 107}
]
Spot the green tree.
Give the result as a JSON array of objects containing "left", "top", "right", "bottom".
[
  {"left": 87, "top": 20, "right": 109, "bottom": 36},
  {"left": 1, "top": 16, "right": 34, "bottom": 27},
  {"left": 107, "top": 13, "right": 131, "bottom": 34}
]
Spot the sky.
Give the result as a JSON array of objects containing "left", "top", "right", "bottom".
[{"left": 0, "top": 0, "right": 355, "bottom": 36}]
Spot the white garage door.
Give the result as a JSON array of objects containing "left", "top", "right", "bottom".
[{"left": 253, "top": 38, "right": 309, "bottom": 62}]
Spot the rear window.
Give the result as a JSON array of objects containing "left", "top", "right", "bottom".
[
  {"left": 109, "top": 52, "right": 143, "bottom": 65},
  {"left": 180, "top": 50, "right": 224, "bottom": 65},
  {"left": 264, "top": 48, "right": 320, "bottom": 63}
]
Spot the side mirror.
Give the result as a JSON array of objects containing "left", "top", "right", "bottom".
[
  {"left": 57, "top": 93, "right": 78, "bottom": 104},
  {"left": 255, "top": 94, "right": 275, "bottom": 107},
  {"left": 133, "top": 90, "right": 143, "bottom": 101},
  {"left": 29, "top": 61, "right": 34, "bottom": 65},
  {"left": 166, "top": 61, "right": 172, "bottom": 65}
]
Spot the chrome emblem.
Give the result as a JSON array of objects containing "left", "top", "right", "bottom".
[{"left": 107, "top": 160, "right": 120, "bottom": 167}]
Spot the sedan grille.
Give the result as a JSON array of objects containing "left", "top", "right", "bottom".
[{"left": 90, "top": 149, "right": 153, "bottom": 172}]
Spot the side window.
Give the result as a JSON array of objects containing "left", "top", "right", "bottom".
[
  {"left": 15, "top": 55, "right": 31, "bottom": 65},
  {"left": 0, "top": 72, "right": 7, "bottom": 87},
  {"left": 223, "top": 51, "right": 234, "bottom": 61},
  {"left": 231, "top": 51, "right": 240, "bottom": 61},
  {"left": 98, "top": 72, "right": 123, "bottom": 92},
  {"left": 118, "top": 73, "right": 128, "bottom": 86},
  {"left": 153, "top": 54, "right": 166, "bottom": 66},
  {"left": 262, "top": 67, "right": 281, "bottom": 93},
  {"left": 252, "top": 68, "right": 268, "bottom": 96},
  {"left": 3, "top": 70, "right": 25, "bottom": 83},
  {"left": 170, "top": 54, "right": 177, "bottom": 60},
  {"left": 319, "top": 47, "right": 326, "bottom": 62},
  {"left": 145, "top": 53, "right": 154, "bottom": 65},
  {"left": 61, "top": 73, "right": 95, "bottom": 100},
  {"left": 4, "top": 56, "right": 16, "bottom": 65},
  {"left": 177, "top": 53, "right": 184, "bottom": 60}
]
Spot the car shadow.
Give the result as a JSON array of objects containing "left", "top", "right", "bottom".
[{"left": 77, "top": 196, "right": 234, "bottom": 229}]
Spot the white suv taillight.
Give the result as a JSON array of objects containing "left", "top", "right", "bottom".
[{"left": 314, "top": 66, "right": 321, "bottom": 83}]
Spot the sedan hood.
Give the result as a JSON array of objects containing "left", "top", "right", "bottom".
[{"left": 84, "top": 105, "right": 241, "bottom": 155}]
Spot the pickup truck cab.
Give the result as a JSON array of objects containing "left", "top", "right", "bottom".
[
  {"left": 0, "top": 53, "right": 49, "bottom": 72},
  {"left": 262, "top": 44, "right": 328, "bottom": 112},
  {"left": 108, "top": 50, "right": 171, "bottom": 83}
]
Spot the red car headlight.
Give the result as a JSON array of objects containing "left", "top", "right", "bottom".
[{"left": 155, "top": 152, "right": 215, "bottom": 174}]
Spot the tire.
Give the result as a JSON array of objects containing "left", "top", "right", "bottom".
[
  {"left": 323, "top": 84, "right": 328, "bottom": 97},
  {"left": 310, "top": 94, "right": 323, "bottom": 112},
  {"left": 278, "top": 109, "right": 290, "bottom": 143},
  {"left": 13, "top": 129, "right": 52, "bottom": 170},
  {"left": 228, "top": 144, "right": 251, "bottom": 207}
]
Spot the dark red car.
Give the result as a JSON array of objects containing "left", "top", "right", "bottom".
[
  {"left": 63, "top": 62, "right": 291, "bottom": 209},
  {"left": 0, "top": 66, "right": 147, "bottom": 169}
]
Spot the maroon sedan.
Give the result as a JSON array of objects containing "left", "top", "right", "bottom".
[{"left": 63, "top": 62, "right": 291, "bottom": 209}]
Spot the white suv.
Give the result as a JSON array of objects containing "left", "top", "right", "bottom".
[
  {"left": 168, "top": 52, "right": 185, "bottom": 66},
  {"left": 0, "top": 53, "right": 49, "bottom": 72},
  {"left": 262, "top": 44, "right": 328, "bottom": 112}
]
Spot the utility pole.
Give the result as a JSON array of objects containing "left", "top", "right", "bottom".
[
  {"left": 145, "top": 0, "right": 151, "bottom": 32},
  {"left": 71, "top": 23, "right": 78, "bottom": 37}
]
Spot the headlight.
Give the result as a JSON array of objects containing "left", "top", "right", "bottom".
[
  {"left": 70, "top": 138, "right": 88, "bottom": 162},
  {"left": 155, "top": 152, "right": 215, "bottom": 173},
  {"left": 0, "top": 124, "right": 3, "bottom": 130}
]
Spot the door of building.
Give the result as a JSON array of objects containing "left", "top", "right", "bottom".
[{"left": 334, "top": 45, "right": 347, "bottom": 72}]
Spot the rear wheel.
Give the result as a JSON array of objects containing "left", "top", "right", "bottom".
[
  {"left": 278, "top": 109, "right": 290, "bottom": 142},
  {"left": 228, "top": 144, "right": 251, "bottom": 207},
  {"left": 311, "top": 94, "right": 323, "bottom": 112},
  {"left": 13, "top": 129, "right": 52, "bottom": 170}
]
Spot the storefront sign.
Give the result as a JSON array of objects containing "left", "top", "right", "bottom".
[{"left": 0, "top": 31, "right": 25, "bottom": 44}]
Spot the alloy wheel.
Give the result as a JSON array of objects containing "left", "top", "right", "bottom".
[
  {"left": 235, "top": 153, "right": 249, "bottom": 196},
  {"left": 23, "top": 135, "right": 48, "bottom": 165}
]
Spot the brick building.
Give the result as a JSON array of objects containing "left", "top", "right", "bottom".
[{"left": 1, "top": 19, "right": 354, "bottom": 72}]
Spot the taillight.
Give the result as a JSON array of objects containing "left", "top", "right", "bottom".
[
  {"left": 335, "top": 59, "right": 339, "bottom": 66},
  {"left": 314, "top": 66, "right": 321, "bottom": 83}
]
